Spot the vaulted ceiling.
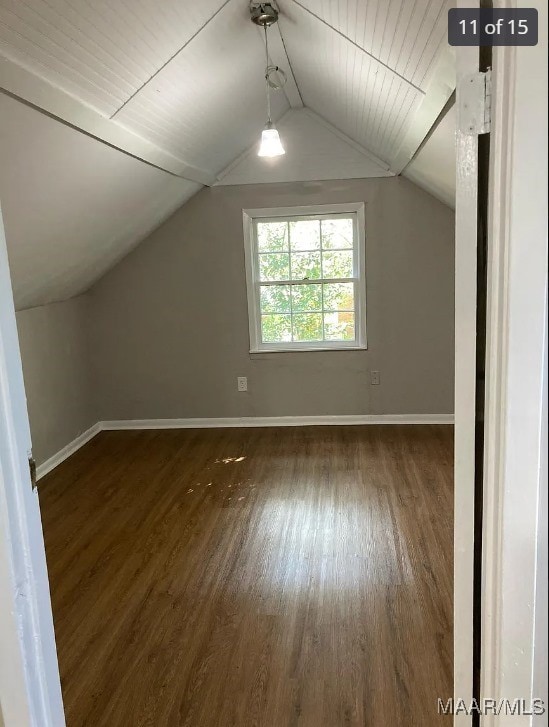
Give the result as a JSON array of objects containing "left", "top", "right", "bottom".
[{"left": 0, "top": 0, "right": 455, "bottom": 309}]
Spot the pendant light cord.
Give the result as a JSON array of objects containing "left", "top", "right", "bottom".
[{"left": 263, "top": 25, "right": 272, "bottom": 124}]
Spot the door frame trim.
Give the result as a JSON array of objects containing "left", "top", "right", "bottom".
[
  {"left": 0, "top": 205, "right": 65, "bottom": 726},
  {"left": 480, "top": 1, "right": 548, "bottom": 721},
  {"left": 453, "top": 5, "right": 481, "bottom": 720}
]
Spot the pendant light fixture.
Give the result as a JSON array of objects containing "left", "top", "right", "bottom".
[{"left": 250, "top": 3, "right": 286, "bottom": 158}]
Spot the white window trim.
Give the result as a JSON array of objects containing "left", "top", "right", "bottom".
[{"left": 243, "top": 203, "right": 367, "bottom": 353}]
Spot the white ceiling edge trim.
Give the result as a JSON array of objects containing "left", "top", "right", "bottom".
[
  {"left": 389, "top": 45, "right": 456, "bottom": 174},
  {"left": 215, "top": 107, "right": 393, "bottom": 184},
  {"left": 402, "top": 102, "right": 456, "bottom": 209},
  {"left": 0, "top": 57, "right": 216, "bottom": 186}
]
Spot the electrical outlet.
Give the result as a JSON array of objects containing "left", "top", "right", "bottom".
[
  {"left": 237, "top": 376, "right": 248, "bottom": 392},
  {"left": 370, "top": 370, "right": 380, "bottom": 385}
]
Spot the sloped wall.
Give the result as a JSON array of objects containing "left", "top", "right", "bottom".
[
  {"left": 403, "top": 104, "right": 456, "bottom": 209},
  {"left": 16, "top": 295, "right": 96, "bottom": 465},
  {"left": 88, "top": 177, "right": 455, "bottom": 420},
  {"left": 0, "top": 93, "right": 201, "bottom": 311}
]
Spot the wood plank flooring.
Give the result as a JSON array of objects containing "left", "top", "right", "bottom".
[{"left": 39, "top": 425, "right": 453, "bottom": 727}]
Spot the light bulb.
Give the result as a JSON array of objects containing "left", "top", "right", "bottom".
[{"left": 258, "top": 125, "right": 285, "bottom": 157}]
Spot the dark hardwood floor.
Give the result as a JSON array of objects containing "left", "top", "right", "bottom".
[{"left": 39, "top": 425, "right": 453, "bottom": 727}]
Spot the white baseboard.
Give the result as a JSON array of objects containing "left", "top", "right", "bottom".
[
  {"left": 101, "top": 414, "right": 454, "bottom": 430},
  {"left": 36, "top": 414, "right": 454, "bottom": 479},
  {"left": 36, "top": 423, "right": 102, "bottom": 480}
]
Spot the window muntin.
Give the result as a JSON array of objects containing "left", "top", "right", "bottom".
[{"left": 244, "top": 204, "right": 366, "bottom": 352}]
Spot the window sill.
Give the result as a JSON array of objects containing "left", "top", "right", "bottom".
[{"left": 249, "top": 345, "right": 367, "bottom": 354}]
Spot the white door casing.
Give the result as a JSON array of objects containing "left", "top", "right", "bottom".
[
  {"left": 454, "top": 1, "right": 481, "bottom": 723},
  {"left": 481, "top": 1, "right": 548, "bottom": 724},
  {"left": 0, "top": 203, "right": 65, "bottom": 726}
]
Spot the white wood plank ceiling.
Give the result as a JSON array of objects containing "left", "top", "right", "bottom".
[
  {"left": 113, "top": 2, "right": 289, "bottom": 173},
  {"left": 293, "top": 0, "right": 450, "bottom": 89},
  {"left": 0, "top": 0, "right": 226, "bottom": 115},
  {"left": 0, "top": 0, "right": 455, "bottom": 183}
]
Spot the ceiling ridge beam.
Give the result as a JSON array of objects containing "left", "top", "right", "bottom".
[
  {"left": 110, "top": 0, "right": 233, "bottom": 120},
  {"left": 291, "top": 0, "right": 426, "bottom": 96}
]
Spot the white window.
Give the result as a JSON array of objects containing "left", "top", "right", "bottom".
[{"left": 243, "top": 203, "right": 367, "bottom": 352}]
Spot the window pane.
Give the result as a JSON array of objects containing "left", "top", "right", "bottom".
[
  {"left": 261, "top": 314, "right": 292, "bottom": 342},
  {"left": 260, "top": 285, "right": 291, "bottom": 313},
  {"left": 292, "top": 284, "right": 322, "bottom": 312},
  {"left": 324, "top": 312, "right": 355, "bottom": 341},
  {"left": 291, "top": 251, "right": 321, "bottom": 280},
  {"left": 289, "top": 220, "right": 320, "bottom": 251},
  {"left": 257, "top": 221, "right": 288, "bottom": 252},
  {"left": 321, "top": 218, "right": 354, "bottom": 249},
  {"left": 292, "top": 313, "right": 323, "bottom": 341},
  {"left": 259, "top": 253, "right": 290, "bottom": 281},
  {"left": 322, "top": 250, "right": 353, "bottom": 278},
  {"left": 323, "top": 282, "right": 354, "bottom": 311}
]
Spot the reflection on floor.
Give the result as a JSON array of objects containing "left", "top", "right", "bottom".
[{"left": 39, "top": 425, "right": 453, "bottom": 726}]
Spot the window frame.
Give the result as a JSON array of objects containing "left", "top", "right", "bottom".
[{"left": 243, "top": 203, "right": 367, "bottom": 353}]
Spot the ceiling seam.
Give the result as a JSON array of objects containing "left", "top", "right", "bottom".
[
  {"left": 276, "top": 23, "right": 304, "bottom": 107},
  {"left": 290, "top": 0, "right": 426, "bottom": 96},
  {"left": 108, "top": 0, "right": 233, "bottom": 120}
]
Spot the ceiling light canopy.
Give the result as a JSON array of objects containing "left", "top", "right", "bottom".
[
  {"left": 250, "top": 3, "right": 286, "bottom": 158},
  {"left": 250, "top": 2, "right": 279, "bottom": 27}
]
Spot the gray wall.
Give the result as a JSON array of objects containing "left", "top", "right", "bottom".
[
  {"left": 89, "top": 177, "right": 455, "bottom": 420},
  {"left": 16, "top": 295, "right": 96, "bottom": 465}
]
